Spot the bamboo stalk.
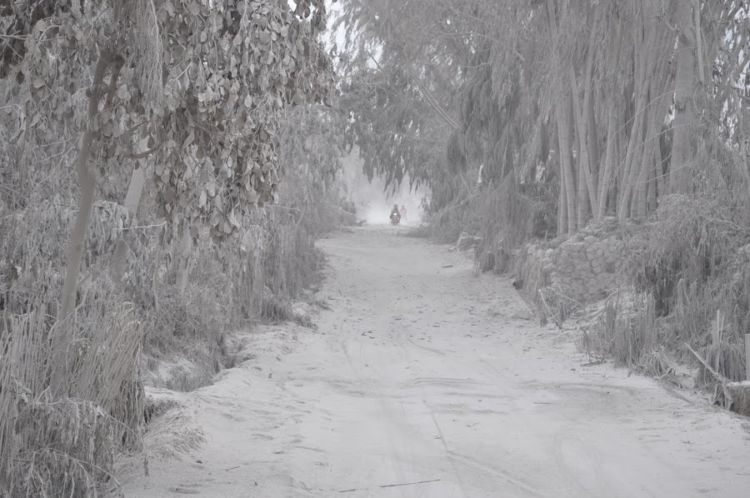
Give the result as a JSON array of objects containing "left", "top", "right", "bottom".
[
  {"left": 670, "top": 0, "right": 698, "bottom": 194},
  {"left": 597, "top": 102, "right": 617, "bottom": 218},
  {"left": 569, "top": 67, "right": 598, "bottom": 223},
  {"left": 745, "top": 334, "right": 750, "bottom": 381}
]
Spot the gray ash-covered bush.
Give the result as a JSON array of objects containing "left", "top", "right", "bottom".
[{"left": 618, "top": 193, "right": 750, "bottom": 382}]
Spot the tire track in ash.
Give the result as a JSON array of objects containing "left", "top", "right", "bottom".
[{"left": 337, "top": 330, "right": 419, "bottom": 493}]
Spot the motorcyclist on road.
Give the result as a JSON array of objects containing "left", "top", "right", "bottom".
[{"left": 390, "top": 204, "right": 401, "bottom": 225}]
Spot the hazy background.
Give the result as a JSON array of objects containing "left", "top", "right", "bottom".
[
  {"left": 327, "top": 2, "right": 427, "bottom": 226},
  {"left": 340, "top": 149, "right": 429, "bottom": 226}
]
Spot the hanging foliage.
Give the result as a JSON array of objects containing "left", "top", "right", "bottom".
[
  {"left": 1, "top": 0, "right": 334, "bottom": 238},
  {"left": 338, "top": 0, "right": 748, "bottom": 235}
]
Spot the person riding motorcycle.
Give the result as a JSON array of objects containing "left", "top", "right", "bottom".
[{"left": 390, "top": 204, "right": 401, "bottom": 225}]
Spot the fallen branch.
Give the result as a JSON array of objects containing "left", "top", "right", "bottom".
[
  {"left": 684, "top": 342, "right": 733, "bottom": 409},
  {"left": 380, "top": 479, "right": 441, "bottom": 489},
  {"left": 338, "top": 478, "right": 441, "bottom": 493},
  {"left": 685, "top": 343, "right": 728, "bottom": 383},
  {"left": 119, "top": 221, "right": 167, "bottom": 231}
]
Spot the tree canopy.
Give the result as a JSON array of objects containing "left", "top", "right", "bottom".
[
  {"left": 337, "top": 0, "right": 749, "bottom": 234},
  {"left": 2, "top": 0, "right": 333, "bottom": 235}
]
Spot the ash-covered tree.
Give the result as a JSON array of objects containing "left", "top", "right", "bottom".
[
  {"left": 279, "top": 105, "right": 344, "bottom": 210},
  {"left": 337, "top": 0, "right": 748, "bottom": 237},
  {"left": 335, "top": 0, "right": 461, "bottom": 197},
  {"left": 1, "top": 2, "right": 335, "bottom": 493},
  {"left": 336, "top": 0, "right": 554, "bottom": 219},
  {"left": 1, "top": 0, "right": 333, "bottom": 356}
]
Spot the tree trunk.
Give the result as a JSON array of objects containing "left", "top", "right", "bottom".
[
  {"left": 176, "top": 222, "right": 193, "bottom": 296},
  {"left": 57, "top": 56, "right": 110, "bottom": 322},
  {"left": 617, "top": 7, "right": 657, "bottom": 220},
  {"left": 570, "top": 67, "right": 598, "bottom": 224},
  {"left": 586, "top": 78, "right": 600, "bottom": 212},
  {"left": 617, "top": 89, "right": 646, "bottom": 220},
  {"left": 547, "top": 0, "right": 577, "bottom": 234},
  {"left": 633, "top": 100, "right": 658, "bottom": 219},
  {"left": 558, "top": 163, "right": 567, "bottom": 236},
  {"left": 110, "top": 163, "right": 147, "bottom": 282},
  {"left": 52, "top": 53, "right": 112, "bottom": 394},
  {"left": 576, "top": 136, "right": 586, "bottom": 228},
  {"left": 597, "top": 102, "right": 617, "bottom": 218},
  {"left": 670, "top": 0, "right": 697, "bottom": 194},
  {"left": 556, "top": 87, "right": 578, "bottom": 234}
]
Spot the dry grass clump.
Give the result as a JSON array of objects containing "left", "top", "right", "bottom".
[
  {"left": 139, "top": 203, "right": 327, "bottom": 389},
  {"left": 231, "top": 208, "right": 324, "bottom": 326},
  {"left": 234, "top": 222, "right": 269, "bottom": 320},
  {"left": 638, "top": 347, "right": 677, "bottom": 379},
  {"left": 585, "top": 292, "right": 678, "bottom": 381},
  {"left": 5, "top": 395, "right": 119, "bottom": 498},
  {"left": 538, "top": 284, "right": 579, "bottom": 328},
  {"left": 590, "top": 293, "right": 657, "bottom": 368},
  {"left": 140, "top": 237, "right": 235, "bottom": 390},
  {"left": 626, "top": 194, "right": 738, "bottom": 316},
  {"left": 621, "top": 193, "right": 750, "bottom": 386},
  {"left": 0, "top": 291, "right": 143, "bottom": 498},
  {"left": 240, "top": 208, "right": 324, "bottom": 325},
  {"left": 0, "top": 190, "right": 146, "bottom": 496},
  {"left": 699, "top": 310, "right": 747, "bottom": 384}
]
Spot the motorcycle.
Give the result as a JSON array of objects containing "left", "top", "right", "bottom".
[{"left": 390, "top": 211, "right": 401, "bottom": 225}]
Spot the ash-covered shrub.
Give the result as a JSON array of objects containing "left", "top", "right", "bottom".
[
  {"left": 425, "top": 175, "right": 553, "bottom": 272},
  {"left": 623, "top": 194, "right": 750, "bottom": 382},
  {"left": 591, "top": 293, "right": 657, "bottom": 368},
  {"left": 626, "top": 194, "right": 739, "bottom": 315},
  {"left": 0, "top": 292, "right": 143, "bottom": 497}
]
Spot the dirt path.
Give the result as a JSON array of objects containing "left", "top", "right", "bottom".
[{"left": 121, "top": 227, "right": 750, "bottom": 498}]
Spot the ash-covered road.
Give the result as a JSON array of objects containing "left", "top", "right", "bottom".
[{"left": 123, "top": 226, "right": 750, "bottom": 498}]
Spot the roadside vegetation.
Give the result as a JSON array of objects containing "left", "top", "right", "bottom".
[
  {"left": 336, "top": 0, "right": 750, "bottom": 405},
  {"left": 1, "top": 0, "right": 749, "bottom": 495},
  {"left": 0, "top": 1, "right": 353, "bottom": 496}
]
